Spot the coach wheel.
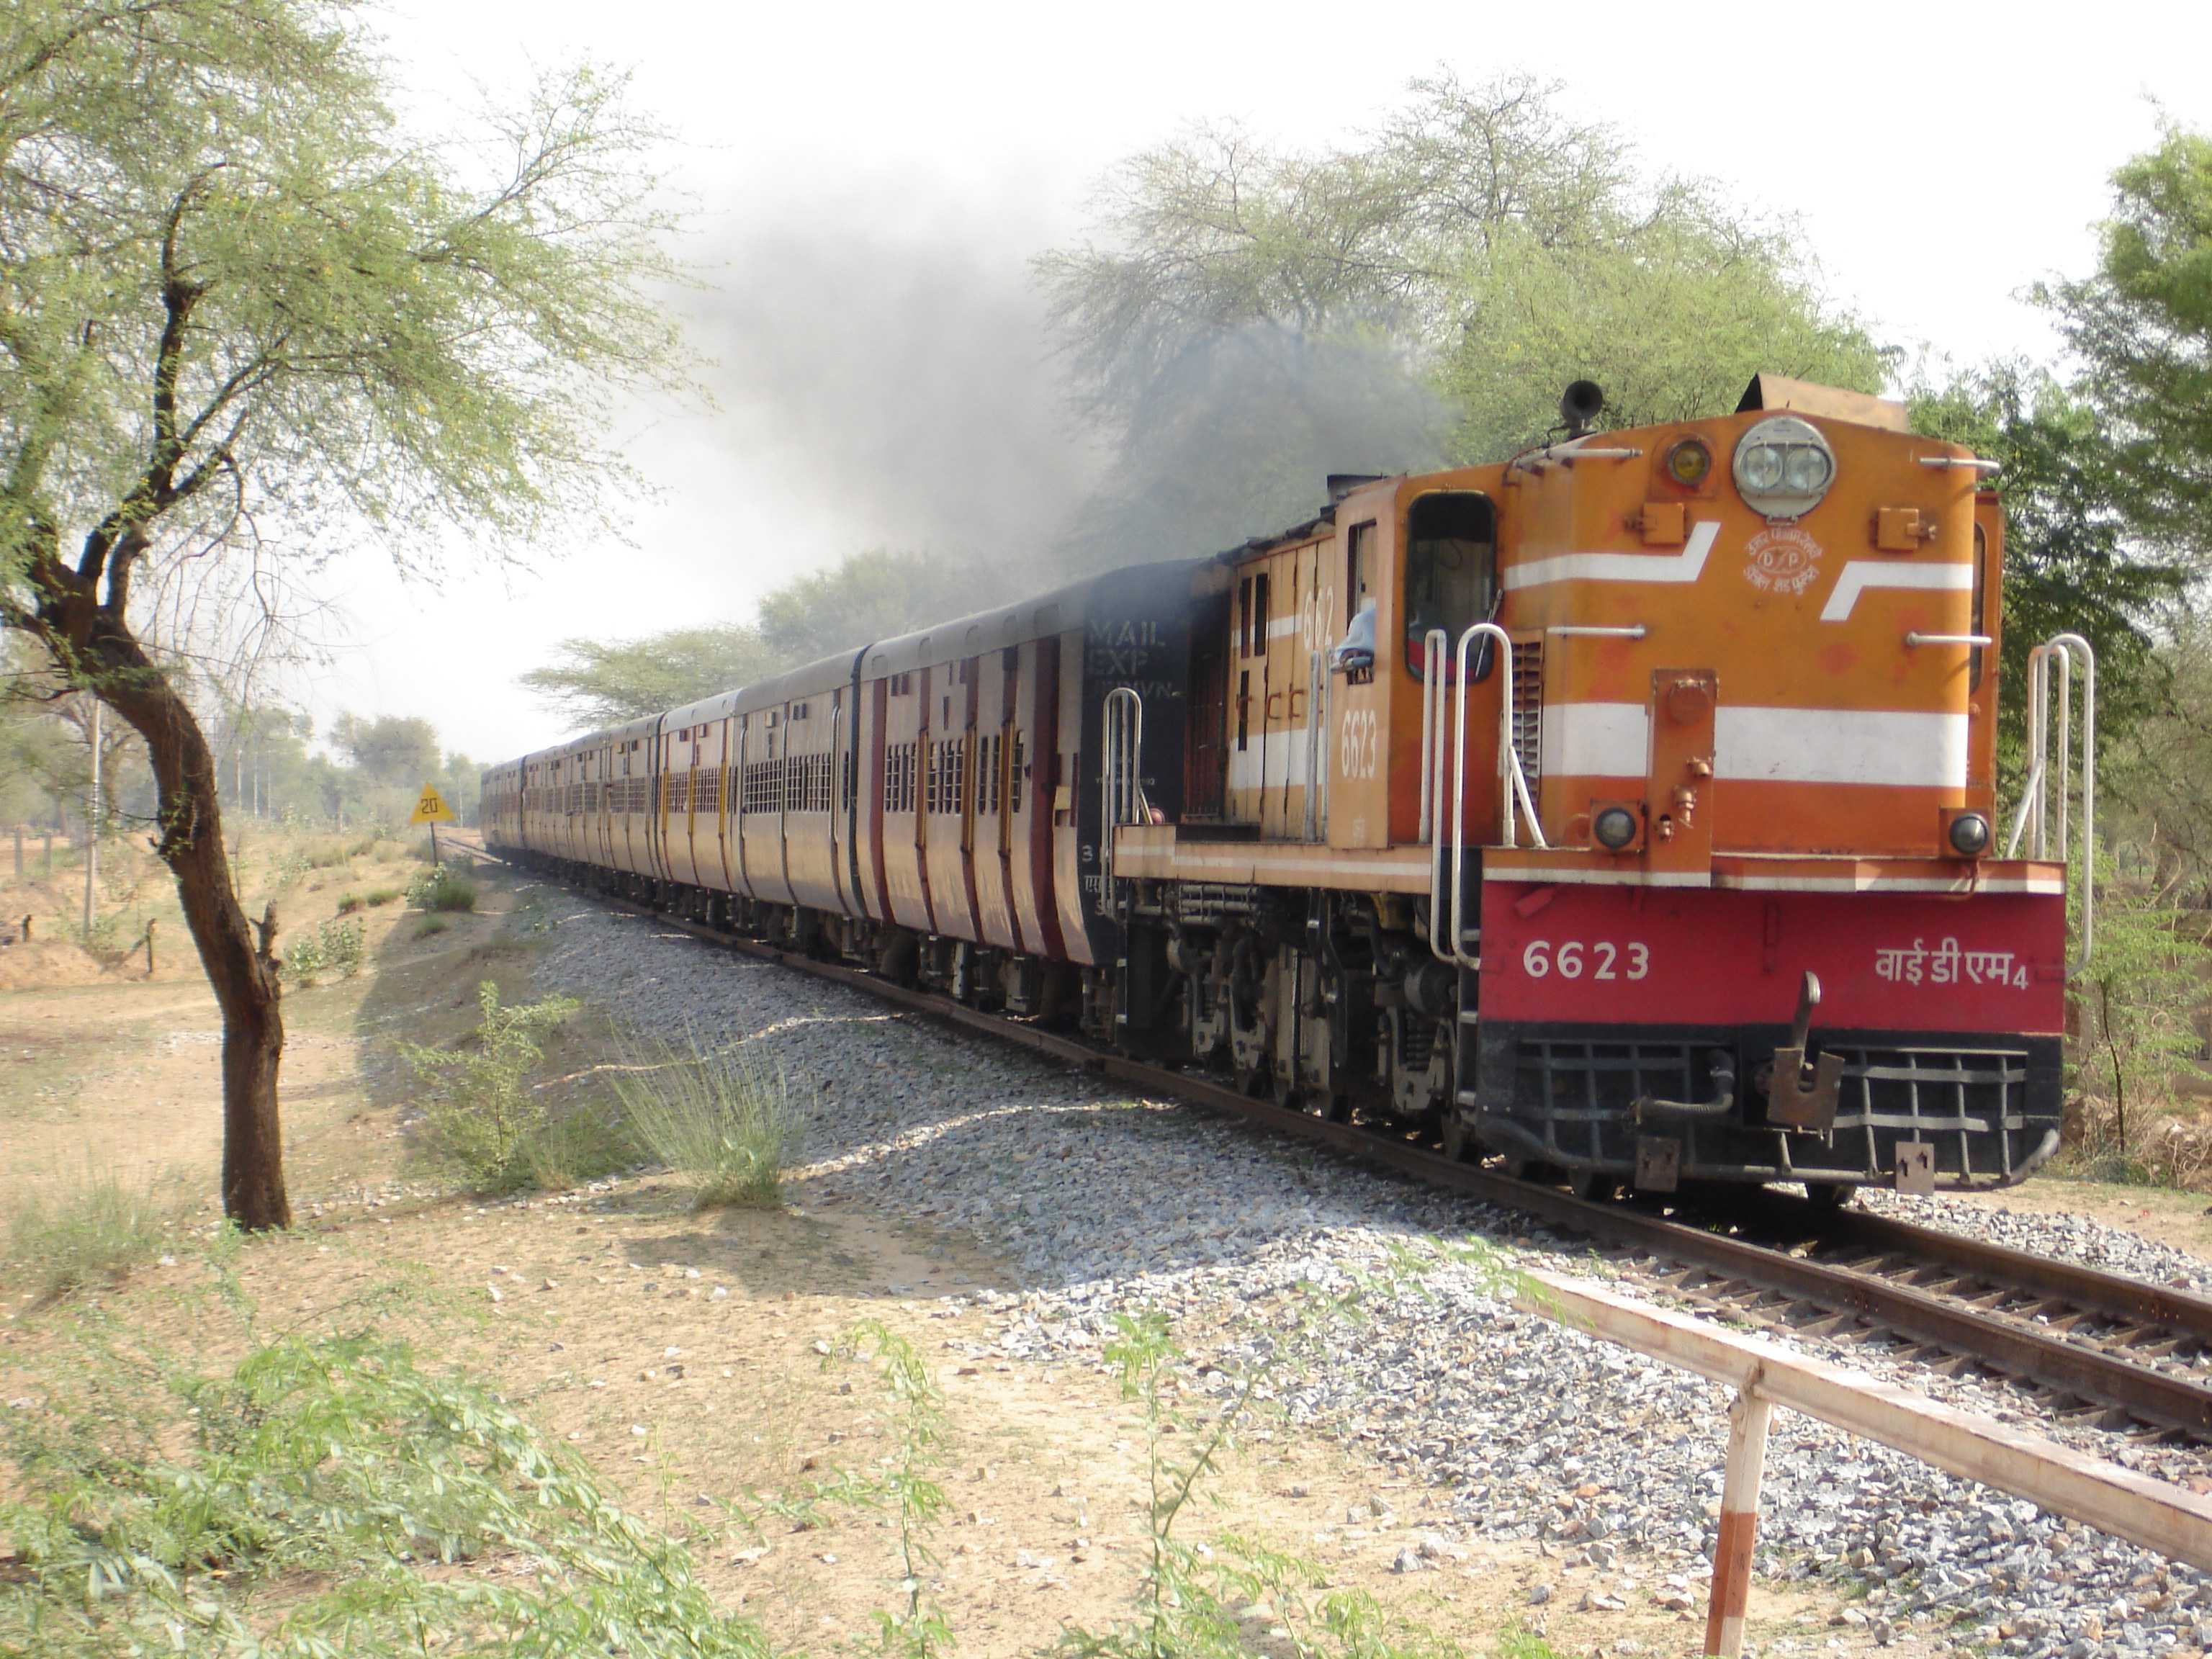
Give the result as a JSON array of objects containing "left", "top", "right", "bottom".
[{"left": 1802, "top": 1182, "right": 1858, "bottom": 1211}]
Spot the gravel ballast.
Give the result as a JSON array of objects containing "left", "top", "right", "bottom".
[{"left": 531, "top": 890, "right": 2212, "bottom": 1659}]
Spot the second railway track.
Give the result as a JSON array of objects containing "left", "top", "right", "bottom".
[{"left": 494, "top": 853, "right": 2212, "bottom": 1447}]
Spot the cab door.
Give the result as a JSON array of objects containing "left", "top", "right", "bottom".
[{"left": 1226, "top": 561, "right": 1272, "bottom": 826}]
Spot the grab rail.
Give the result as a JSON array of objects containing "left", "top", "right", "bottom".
[
  {"left": 2002, "top": 634, "right": 2096, "bottom": 976},
  {"left": 1424, "top": 624, "right": 1545, "bottom": 968},
  {"left": 1100, "top": 686, "right": 1148, "bottom": 885}
]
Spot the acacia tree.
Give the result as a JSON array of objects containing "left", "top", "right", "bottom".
[
  {"left": 0, "top": 1, "right": 688, "bottom": 1228},
  {"left": 1036, "top": 72, "right": 1887, "bottom": 558}
]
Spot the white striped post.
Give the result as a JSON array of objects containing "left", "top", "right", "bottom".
[{"left": 1706, "top": 1372, "right": 1773, "bottom": 1658}]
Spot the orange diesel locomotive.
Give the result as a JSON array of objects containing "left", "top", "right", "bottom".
[{"left": 487, "top": 375, "right": 2090, "bottom": 1200}]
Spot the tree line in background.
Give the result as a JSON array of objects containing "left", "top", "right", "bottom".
[{"left": 3, "top": 656, "right": 479, "bottom": 840}]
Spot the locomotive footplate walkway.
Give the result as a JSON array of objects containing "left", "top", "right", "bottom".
[{"left": 504, "top": 861, "right": 2212, "bottom": 1444}]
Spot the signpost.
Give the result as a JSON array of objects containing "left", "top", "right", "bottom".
[{"left": 409, "top": 781, "right": 458, "bottom": 864}]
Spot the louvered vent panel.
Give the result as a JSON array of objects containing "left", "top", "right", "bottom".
[{"left": 1511, "top": 638, "right": 1544, "bottom": 793}]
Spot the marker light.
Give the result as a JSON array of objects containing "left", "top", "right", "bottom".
[
  {"left": 1665, "top": 439, "right": 1712, "bottom": 487},
  {"left": 1593, "top": 805, "right": 1641, "bottom": 851},
  {"left": 1948, "top": 812, "right": 1992, "bottom": 858},
  {"left": 1732, "top": 415, "right": 1836, "bottom": 520}
]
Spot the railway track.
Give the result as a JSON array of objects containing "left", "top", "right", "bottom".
[{"left": 495, "top": 855, "right": 2212, "bottom": 1446}]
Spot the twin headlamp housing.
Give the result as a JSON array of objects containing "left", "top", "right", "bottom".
[{"left": 1732, "top": 415, "right": 1836, "bottom": 519}]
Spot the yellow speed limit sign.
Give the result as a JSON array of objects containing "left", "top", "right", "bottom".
[{"left": 409, "top": 783, "right": 457, "bottom": 825}]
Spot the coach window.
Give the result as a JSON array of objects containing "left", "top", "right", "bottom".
[{"left": 1402, "top": 492, "right": 1496, "bottom": 678}]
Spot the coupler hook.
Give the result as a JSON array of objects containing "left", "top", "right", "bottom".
[{"left": 1763, "top": 969, "right": 1843, "bottom": 1133}]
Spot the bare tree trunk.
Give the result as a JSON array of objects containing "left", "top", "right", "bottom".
[
  {"left": 106, "top": 630, "right": 292, "bottom": 1228},
  {"left": 19, "top": 534, "right": 292, "bottom": 1231}
]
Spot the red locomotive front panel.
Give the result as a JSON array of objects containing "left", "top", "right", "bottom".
[{"left": 1478, "top": 881, "right": 2067, "bottom": 1037}]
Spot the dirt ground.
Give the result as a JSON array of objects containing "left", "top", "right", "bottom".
[{"left": 1, "top": 828, "right": 2192, "bottom": 1657}]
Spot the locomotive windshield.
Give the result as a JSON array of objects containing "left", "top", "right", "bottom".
[{"left": 1402, "top": 492, "right": 1496, "bottom": 677}]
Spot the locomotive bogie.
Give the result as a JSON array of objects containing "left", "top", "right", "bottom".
[{"left": 490, "top": 376, "right": 2076, "bottom": 1195}]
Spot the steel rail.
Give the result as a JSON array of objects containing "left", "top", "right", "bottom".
[{"left": 498, "top": 858, "right": 2212, "bottom": 1440}]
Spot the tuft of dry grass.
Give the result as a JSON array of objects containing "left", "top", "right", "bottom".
[
  {"left": 4, "top": 1161, "right": 181, "bottom": 1299},
  {"left": 610, "top": 1037, "right": 795, "bottom": 1210}
]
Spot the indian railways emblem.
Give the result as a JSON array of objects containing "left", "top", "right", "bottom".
[{"left": 1743, "top": 525, "right": 1824, "bottom": 596}]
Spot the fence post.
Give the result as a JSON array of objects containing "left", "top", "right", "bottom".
[{"left": 1705, "top": 1370, "right": 1774, "bottom": 1658}]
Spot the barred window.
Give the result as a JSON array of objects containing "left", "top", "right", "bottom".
[
  {"left": 696, "top": 765, "right": 721, "bottom": 814},
  {"left": 925, "top": 737, "right": 966, "bottom": 816},
  {"left": 741, "top": 759, "right": 783, "bottom": 814},
  {"left": 667, "top": 771, "right": 691, "bottom": 815},
  {"left": 885, "top": 741, "right": 917, "bottom": 813},
  {"left": 785, "top": 751, "right": 833, "bottom": 813},
  {"left": 976, "top": 733, "right": 1001, "bottom": 815},
  {"left": 1009, "top": 733, "right": 1025, "bottom": 814}
]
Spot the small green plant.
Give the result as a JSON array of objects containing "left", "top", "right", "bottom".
[
  {"left": 405, "top": 862, "right": 477, "bottom": 912},
  {"left": 335, "top": 891, "right": 366, "bottom": 914},
  {"left": 0, "top": 1330, "right": 775, "bottom": 1658},
  {"left": 415, "top": 914, "right": 451, "bottom": 938},
  {"left": 609, "top": 1035, "right": 794, "bottom": 1209},
  {"left": 398, "top": 981, "right": 580, "bottom": 1192},
  {"left": 5, "top": 1164, "right": 179, "bottom": 1299},
  {"left": 363, "top": 885, "right": 401, "bottom": 906},
  {"left": 280, "top": 917, "right": 366, "bottom": 986}
]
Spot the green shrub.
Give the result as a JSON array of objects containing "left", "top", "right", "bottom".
[
  {"left": 364, "top": 886, "right": 401, "bottom": 906},
  {"left": 406, "top": 863, "right": 477, "bottom": 912},
  {"left": 610, "top": 1036, "right": 794, "bottom": 1209},
  {"left": 400, "top": 982, "right": 580, "bottom": 1192},
  {"left": 335, "top": 891, "right": 365, "bottom": 914},
  {"left": 0, "top": 1331, "right": 773, "bottom": 1659},
  {"left": 281, "top": 917, "right": 366, "bottom": 986},
  {"left": 415, "top": 914, "right": 450, "bottom": 938},
  {"left": 5, "top": 1166, "right": 177, "bottom": 1298}
]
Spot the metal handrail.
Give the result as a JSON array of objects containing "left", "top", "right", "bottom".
[
  {"left": 2002, "top": 634, "right": 2096, "bottom": 976},
  {"left": 1425, "top": 623, "right": 1546, "bottom": 967},
  {"left": 1101, "top": 686, "right": 1147, "bottom": 885}
]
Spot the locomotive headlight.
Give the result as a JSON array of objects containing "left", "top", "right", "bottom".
[
  {"left": 1948, "top": 811, "right": 1992, "bottom": 858},
  {"left": 1592, "top": 804, "right": 1641, "bottom": 851},
  {"left": 1733, "top": 415, "right": 1837, "bottom": 520}
]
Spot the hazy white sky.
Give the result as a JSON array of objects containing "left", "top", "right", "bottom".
[{"left": 307, "top": 0, "right": 2212, "bottom": 763}]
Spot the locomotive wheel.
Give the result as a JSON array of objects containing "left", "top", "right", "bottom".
[
  {"left": 1502, "top": 1156, "right": 1565, "bottom": 1185},
  {"left": 1572, "top": 1169, "right": 1622, "bottom": 1203},
  {"left": 1441, "top": 1114, "right": 1474, "bottom": 1163},
  {"left": 1306, "top": 1091, "right": 1352, "bottom": 1124},
  {"left": 1802, "top": 1182, "right": 1858, "bottom": 1211}
]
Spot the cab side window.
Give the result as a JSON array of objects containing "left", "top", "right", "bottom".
[{"left": 1402, "top": 493, "right": 1496, "bottom": 678}]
